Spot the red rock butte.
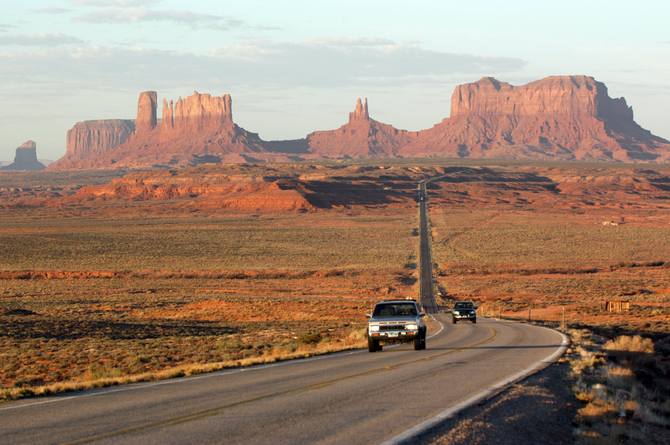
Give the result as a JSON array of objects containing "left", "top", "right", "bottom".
[
  {"left": 1, "top": 140, "right": 46, "bottom": 171},
  {"left": 398, "top": 76, "right": 670, "bottom": 161},
  {"left": 305, "top": 98, "right": 419, "bottom": 158},
  {"left": 49, "top": 76, "right": 670, "bottom": 170},
  {"left": 50, "top": 91, "right": 266, "bottom": 170}
]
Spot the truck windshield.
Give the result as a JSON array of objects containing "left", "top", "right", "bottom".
[{"left": 373, "top": 303, "right": 417, "bottom": 317}]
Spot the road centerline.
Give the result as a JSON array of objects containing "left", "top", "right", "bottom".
[{"left": 60, "top": 326, "right": 499, "bottom": 445}]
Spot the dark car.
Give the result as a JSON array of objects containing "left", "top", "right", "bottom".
[
  {"left": 366, "top": 300, "right": 426, "bottom": 352},
  {"left": 452, "top": 301, "right": 477, "bottom": 324}
]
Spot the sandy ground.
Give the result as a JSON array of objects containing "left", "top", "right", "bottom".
[{"left": 409, "top": 361, "right": 577, "bottom": 445}]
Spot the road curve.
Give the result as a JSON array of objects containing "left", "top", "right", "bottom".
[{"left": 1, "top": 317, "right": 566, "bottom": 445}]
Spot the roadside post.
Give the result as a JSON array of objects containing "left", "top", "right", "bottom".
[{"left": 562, "top": 307, "right": 565, "bottom": 330}]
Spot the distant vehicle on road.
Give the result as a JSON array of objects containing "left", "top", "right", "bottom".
[
  {"left": 452, "top": 301, "right": 477, "bottom": 324},
  {"left": 366, "top": 299, "right": 426, "bottom": 352}
]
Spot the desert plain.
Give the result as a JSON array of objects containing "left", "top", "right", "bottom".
[{"left": 1, "top": 159, "right": 670, "bottom": 441}]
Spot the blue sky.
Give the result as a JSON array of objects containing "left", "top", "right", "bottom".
[{"left": 1, "top": 0, "right": 669, "bottom": 160}]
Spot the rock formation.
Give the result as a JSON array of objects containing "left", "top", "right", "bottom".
[
  {"left": 0, "top": 141, "right": 46, "bottom": 171},
  {"left": 135, "top": 91, "right": 157, "bottom": 134},
  {"left": 49, "top": 76, "right": 670, "bottom": 170},
  {"left": 48, "top": 119, "right": 136, "bottom": 169},
  {"left": 305, "top": 98, "right": 418, "bottom": 157},
  {"left": 161, "top": 93, "right": 232, "bottom": 137},
  {"left": 70, "top": 164, "right": 316, "bottom": 213},
  {"left": 50, "top": 91, "right": 268, "bottom": 170},
  {"left": 399, "top": 76, "right": 670, "bottom": 162}
]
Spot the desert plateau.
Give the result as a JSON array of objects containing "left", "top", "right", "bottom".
[
  {"left": 6, "top": 2, "right": 670, "bottom": 442},
  {"left": 1, "top": 157, "right": 670, "bottom": 442},
  {"left": 3, "top": 75, "right": 670, "bottom": 444}
]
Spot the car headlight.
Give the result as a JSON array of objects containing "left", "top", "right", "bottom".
[
  {"left": 405, "top": 324, "right": 418, "bottom": 330},
  {"left": 454, "top": 311, "right": 460, "bottom": 315},
  {"left": 369, "top": 325, "right": 379, "bottom": 332}
]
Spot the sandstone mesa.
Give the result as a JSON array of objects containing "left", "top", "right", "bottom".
[
  {"left": 0, "top": 141, "right": 46, "bottom": 171},
  {"left": 48, "top": 76, "right": 670, "bottom": 170}
]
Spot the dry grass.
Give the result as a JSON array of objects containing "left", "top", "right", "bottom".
[
  {"left": 603, "top": 335, "right": 655, "bottom": 368},
  {"left": 566, "top": 330, "right": 670, "bottom": 444},
  {"left": 3, "top": 161, "right": 670, "bottom": 420},
  {"left": 0, "top": 278, "right": 392, "bottom": 398},
  {"left": 0, "top": 335, "right": 367, "bottom": 402},
  {"left": 0, "top": 168, "right": 418, "bottom": 401}
]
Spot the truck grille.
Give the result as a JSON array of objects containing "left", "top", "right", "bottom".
[{"left": 380, "top": 325, "right": 406, "bottom": 331}]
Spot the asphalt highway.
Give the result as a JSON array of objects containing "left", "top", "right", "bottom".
[
  {"left": 417, "top": 178, "right": 438, "bottom": 313},
  {"left": 1, "top": 317, "right": 565, "bottom": 445},
  {"left": 2, "top": 169, "right": 566, "bottom": 444},
  {"left": 418, "top": 169, "right": 470, "bottom": 313}
]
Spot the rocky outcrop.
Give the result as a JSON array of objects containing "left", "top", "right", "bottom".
[
  {"left": 0, "top": 141, "right": 45, "bottom": 171},
  {"left": 50, "top": 91, "right": 267, "bottom": 170},
  {"left": 400, "top": 76, "right": 670, "bottom": 162},
  {"left": 49, "top": 76, "right": 670, "bottom": 169},
  {"left": 70, "top": 165, "right": 316, "bottom": 212},
  {"left": 136, "top": 91, "right": 157, "bottom": 134},
  {"left": 161, "top": 93, "right": 233, "bottom": 137},
  {"left": 306, "top": 98, "right": 418, "bottom": 157},
  {"left": 48, "top": 120, "right": 136, "bottom": 169}
]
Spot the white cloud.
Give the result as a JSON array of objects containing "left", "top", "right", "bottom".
[
  {"left": 0, "top": 39, "right": 525, "bottom": 92},
  {"left": 72, "top": 0, "right": 161, "bottom": 6},
  {"left": 302, "top": 37, "right": 397, "bottom": 47},
  {"left": 31, "top": 7, "right": 72, "bottom": 14},
  {"left": 0, "top": 23, "right": 17, "bottom": 32},
  {"left": 71, "top": 8, "right": 244, "bottom": 29},
  {"left": 0, "top": 33, "right": 86, "bottom": 47},
  {"left": 208, "top": 39, "right": 526, "bottom": 87}
]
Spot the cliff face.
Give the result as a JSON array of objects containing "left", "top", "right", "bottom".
[
  {"left": 0, "top": 141, "right": 46, "bottom": 171},
  {"left": 161, "top": 92, "right": 233, "bottom": 136},
  {"left": 49, "top": 76, "right": 670, "bottom": 170},
  {"left": 48, "top": 120, "right": 136, "bottom": 169},
  {"left": 136, "top": 91, "right": 157, "bottom": 134},
  {"left": 306, "top": 98, "right": 418, "bottom": 157},
  {"left": 449, "top": 76, "right": 632, "bottom": 118},
  {"left": 51, "top": 91, "right": 267, "bottom": 170},
  {"left": 400, "top": 76, "right": 670, "bottom": 162}
]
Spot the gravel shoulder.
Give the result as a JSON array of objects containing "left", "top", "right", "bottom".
[{"left": 409, "top": 360, "right": 578, "bottom": 445}]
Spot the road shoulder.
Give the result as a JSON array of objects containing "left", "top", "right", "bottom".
[{"left": 409, "top": 360, "right": 578, "bottom": 445}]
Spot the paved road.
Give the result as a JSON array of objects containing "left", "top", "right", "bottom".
[
  {"left": 1, "top": 317, "right": 565, "bottom": 445},
  {"left": 418, "top": 169, "right": 470, "bottom": 313},
  {"left": 417, "top": 178, "right": 437, "bottom": 313}
]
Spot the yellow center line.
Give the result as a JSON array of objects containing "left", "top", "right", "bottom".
[{"left": 63, "top": 326, "right": 499, "bottom": 444}]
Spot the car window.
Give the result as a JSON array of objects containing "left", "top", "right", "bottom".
[
  {"left": 454, "top": 302, "right": 473, "bottom": 309},
  {"left": 373, "top": 303, "right": 417, "bottom": 317}
]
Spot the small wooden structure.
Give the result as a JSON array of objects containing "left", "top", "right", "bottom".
[{"left": 603, "top": 301, "right": 630, "bottom": 312}]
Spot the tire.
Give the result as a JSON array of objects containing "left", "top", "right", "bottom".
[
  {"left": 421, "top": 328, "right": 427, "bottom": 350},
  {"left": 452, "top": 317, "right": 457, "bottom": 324},
  {"left": 414, "top": 337, "right": 421, "bottom": 350},
  {"left": 368, "top": 336, "right": 376, "bottom": 352},
  {"left": 473, "top": 318, "right": 477, "bottom": 324}
]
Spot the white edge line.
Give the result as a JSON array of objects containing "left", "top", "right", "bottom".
[
  {"left": 2, "top": 317, "right": 446, "bottom": 413},
  {"left": 0, "top": 347, "right": 365, "bottom": 412},
  {"left": 379, "top": 325, "right": 570, "bottom": 445}
]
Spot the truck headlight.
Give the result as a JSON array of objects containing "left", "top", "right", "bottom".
[
  {"left": 405, "top": 324, "right": 418, "bottom": 330},
  {"left": 369, "top": 325, "right": 379, "bottom": 332},
  {"left": 454, "top": 311, "right": 460, "bottom": 315}
]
